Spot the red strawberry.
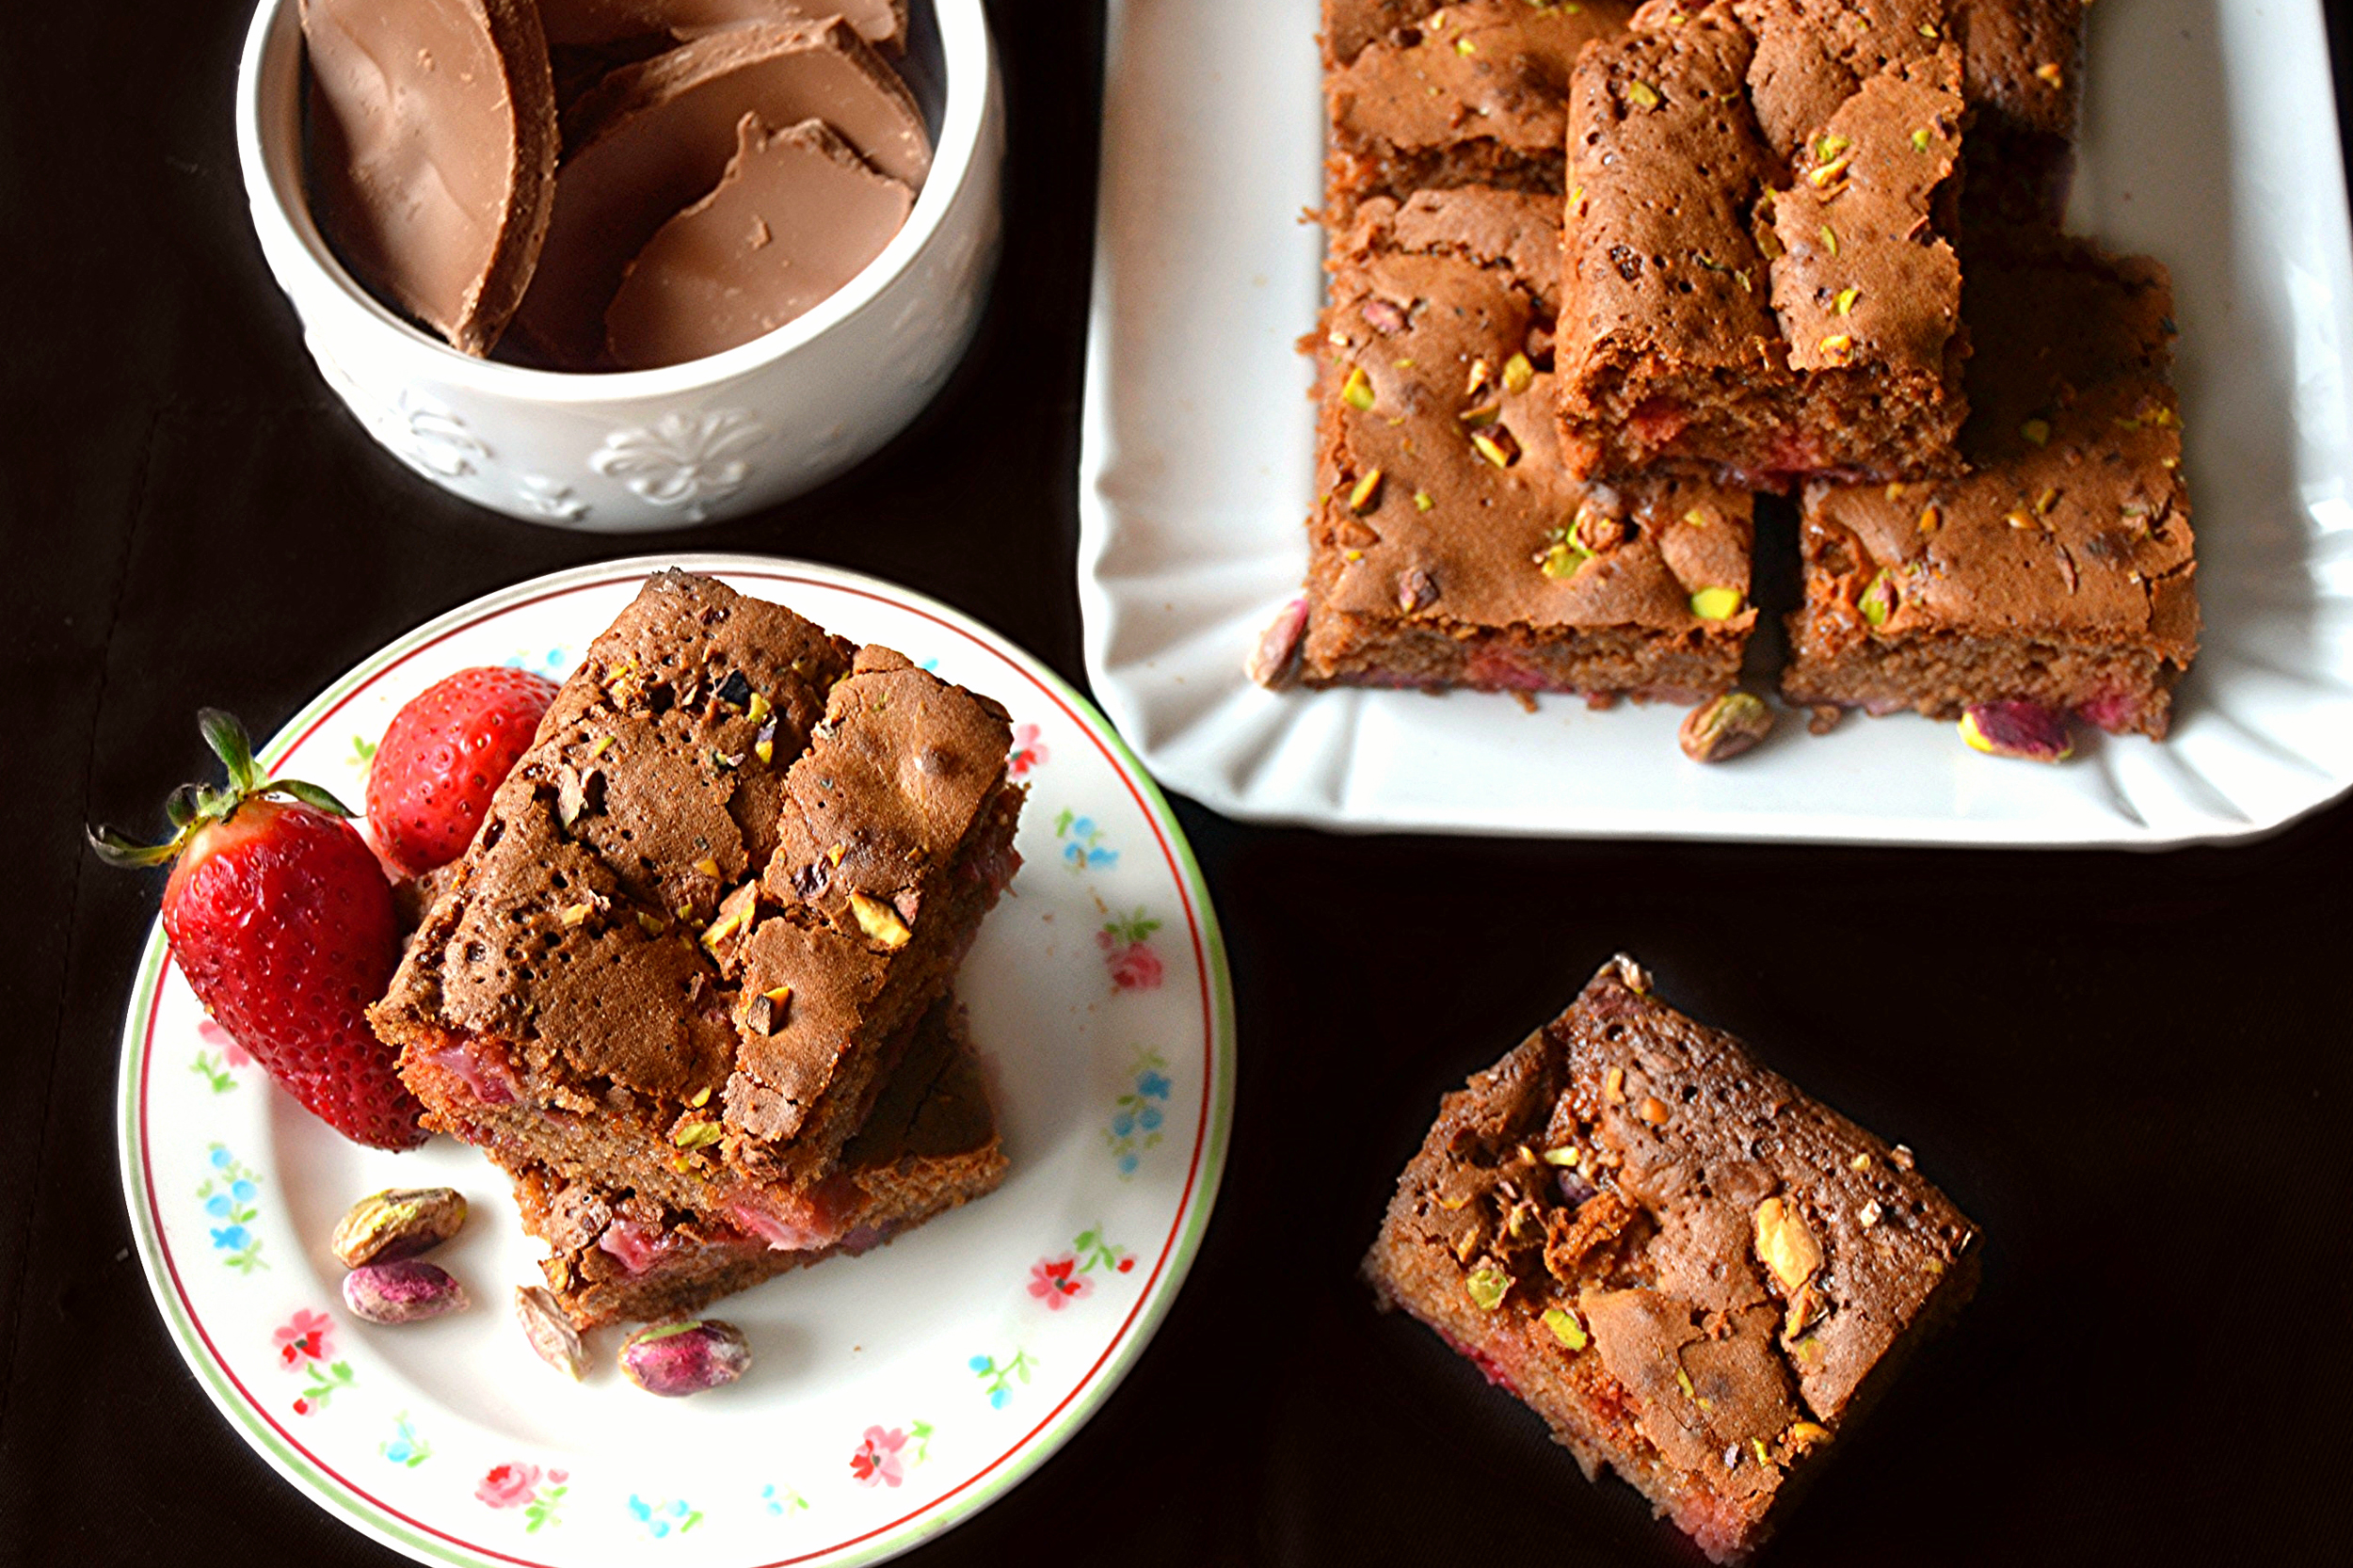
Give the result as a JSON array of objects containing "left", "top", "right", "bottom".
[
  {"left": 91, "top": 711, "right": 426, "bottom": 1149},
  {"left": 366, "top": 665, "right": 559, "bottom": 874}
]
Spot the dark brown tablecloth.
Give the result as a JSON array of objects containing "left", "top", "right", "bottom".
[{"left": 6, "top": 3, "right": 2353, "bottom": 1564}]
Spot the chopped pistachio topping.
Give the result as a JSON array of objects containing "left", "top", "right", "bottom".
[
  {"left": 636, "top": 911, "right": 665, "bottom": 936},
  {"left": 1689, "top": 586, "right": 1744, "bottom": 621},
  {"left": 1454, "top": 36, "right": 1475, "bottom": 55},
  {"left": 1819, "top": 223, "right": 1840, "bottom": 256},
  {"left": 561, "top": 902, "right": 594, "bottom": 928},
  {"left": 1753, "top": 1437, "right": 1773, "bottom": 1466},
  {"left": 2034, "top": 61, "right": 2064, "bottom": 87},
  {"left": 699, "top": 901, "right": 754, "bottom": 952},
  {"left": 1501, "top": 353, "right": 1535, "bottom": 395},
  {"left": 1465, "top": 1266, "right": 1511, "bottom": 1311},
  {"left": 1348, "top": 467, "right": 1385, "bottom": 513},
  {"left": 1849, "top": 1152, "right": 1872, "bottom": 1171},
  {"left": 1812, "top": 133, "right": 1851, "bottom": 162},
  {"left": 2035, "top": 486, "right": 2060, "bottom": 515},
  {"left": 1674, "top": 1367, "right": 1696, "bottom": 1400},
  {"left": 1540, "top": 1146, "right": 1581, "bottom": 1167},
  {"left": 1470, "top": 429, "right": 1518, "bottom": 469},
  {"left": 1910, "top": 127, "right": 1932, "bottom": 152},
  {"left": 673, "top": 1120, "right": 723, "bottom": 1149},
  {"left": 1414, "top": 490, "right": 1434, "bottom": 512},
  {"left": 1917, "top": 20, "right": 1939, "bottom": 37},
  {"left": 1626, "top": 79, "right": 1661, "bottom": 110},
  {"left": 589, "top": 735, "right": 615, "bottom": 759},
  {"left": 762, "top": 984, "right": 792, "bottom": 1005},
  {"left": 1538, "top": 539, "right": 1589, "bottom": 580},
  {"left": 689, "top": 1086, "right": 712, "bottom": 1108},
  {"left": 1818, "top": 333, "right": 1854, "bottom": 358},
  {"left": 1542, "top": 1307, "right": 1589, "bottom": 1351},
  {"left": 745, "top": 690, "right": 772, "bottom": 724},
  {"left": 2021, "top": 417, "right": 2052, "bottom": 446},
  {"left": 1918, "top": 503, "right": 1942, "bottom": 536},
  {"left": 1787, "top": 1420, "right": 1833, "bottom": 1448},
  {"left": 1341, "top": 366, "right": 1375, "bottom": 411},
  {"left": 847, "top": 891, "right": 914, "bottom": 950},
  {"left": 1457, "top": 399, "right": 1502, "bottom": 427},
  {"left": 1884, "top": 482, "right": 1907, "bottom": 501},
  {"left": 1805, "top": 156, "right": 1852, "bottom": 188},
  {"left": 1835, "top": 287, "right": 1861, "bottom": 316},
  {"left": 2005, "top": 509, "right": 2039, "bottom": 530},
  {"left": 1603, "top": 1065, "right": 1626, "bottom": 1103},
  {"left": 1684, "top": 506, "right": 1713, "bottom": 526}
]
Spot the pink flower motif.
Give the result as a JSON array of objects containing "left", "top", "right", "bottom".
[
  {"left": 273, "top": 1308, "right": 332, "bottom": 1367},
  {"left": 1006, "top": 724, "right": 1048, "bottom": 778},
  {"left": 198, "top": 1016, "right": 251, "bottom": 1066},
  {"left": 476, "top": 1463, "right": 542, "bottom": 1509},
  {"left": 849, "top": 1426, "right": 907, "bottom": 1488},
  {"left": 1101, "top": 938, "right": 1164, "bottom": 992},
  {"left": 1029, "top": 1256, "right": 1091, "bottom": 1309}
]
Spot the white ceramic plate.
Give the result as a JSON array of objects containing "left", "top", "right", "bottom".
[
  {"left": 1078, "top": 0, "right": 2353, "bottom": 846},
  {"left": 118, "top": 555, "right": 1235, "bottom": 1567}
]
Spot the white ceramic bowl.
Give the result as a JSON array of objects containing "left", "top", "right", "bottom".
[{"left": 235, "top": 0, "right": 1003, "bottom": 530}]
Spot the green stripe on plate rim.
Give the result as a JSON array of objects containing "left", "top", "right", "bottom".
[{"left": 113, "top": 552, "right": 1238, "bottom": 1568}]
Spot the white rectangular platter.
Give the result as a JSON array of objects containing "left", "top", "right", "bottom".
[{"left": 1077, "top": 0, "right": 2353, "bottom": 846}]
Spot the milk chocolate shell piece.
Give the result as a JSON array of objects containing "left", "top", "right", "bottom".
[
  {"left": 510, "top": 19, "right": 931, "bottom": 368},
  {"left": 536, "top": 0, "right": 907, "bottom": 53},
  {"left": 299, "top": 0, "right": 559, "bottom": 356},
  {"left": 604, "top": 115, "right": 915, "bottom": 370}
]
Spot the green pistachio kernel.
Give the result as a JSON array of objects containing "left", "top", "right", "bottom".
[
  {"left": 1542, "top": 1307, "right": 1589, "bottom": 1350},
  {"left": 1859, "top": 568, "right": 1897, "bottom": 628},
  {"left": 1466, "top": 1266, "right": 1511, "bottom": 1311},
  {"left": 1626, "top": 79, "right": 1661, "bottom": 110},
  {"left": 1689, "top": 586, "right": 1744, "bottom": 621},
  {"left": 1341, "top": 366, "right": 1375, "bottom": 411}
]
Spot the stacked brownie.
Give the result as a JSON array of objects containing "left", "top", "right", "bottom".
[
  {"left": 1273, "top": 0, "right": 2197, "bottom": 749},
  {"left": 1366, "top": 957, "right": 1979, "bottom": 1560},
  {"left": 373, "top": 570, "right": 1019, "bottom": 1329}
]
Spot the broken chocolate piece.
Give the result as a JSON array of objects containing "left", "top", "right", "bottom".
[
  {"left": 605, "top": 115, "right": 916, "bottom": 369},
  {"left": 509, "top": 18, "right": 931, "bottom": 368},
  {"left": 299, "top": 0, "right": 560, "bottom": 356}
]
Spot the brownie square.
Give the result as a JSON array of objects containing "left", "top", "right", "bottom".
[
  {"left": 373, "top": 570, "right": 1025, "bottom": 1252},
  {"left": 1365, "top": 956, "right": 1979, "bottom": 1563},
  {"left": 1711, "top": 0, "right": 2086, "bottom": 231},
  {"left": 511, "top": 995, "right": 1008, "bottom": 1329},
  {"left": 1555, "top": 2, "right": 1969, "bottom": 485},
  {"left": 1782, "top": 243, "right": 2196, "bottom": 737},
  {"left": 1291, "top": 187, "right": 1755, "bottom": 697},
  {"left": 1324, "top": 1, "right": 1634, "bottom": 216}
]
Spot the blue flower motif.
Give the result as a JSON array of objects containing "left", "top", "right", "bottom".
[
  {"left": 231, "top": 1178, "right": 256, "bottom": 1202},
  {"left": 1086, "top": 847, "right": 1119, "bottom": 869},
  {"left": 990, "top": 1387, "right": 1010, "bottom": 1410},
  {"left": 1063, "top": 842, "right": 1086, "bottom": 868},
  {"left": 665, "top": 1502, "right": 689, "bottom": 1518},
  {"left": 211, "top": 1224, "right": 250, "bottom": 1251},
  {"left": 968, "top": 1354, "right": 989, "bottom": 1372},
  {"left": 627, "top": 1496, "right": 652, "bottom": 1523},
  {"left": 210, "top": 1146, "right": 232, "bottom": 1169},
  {"left": 1117, "top": 1153, "right": 1140, "bottom": 1176},
  {"left": 1071, "top": 816, "right": 1097, "bottom": 839},
  {"left": 205, "top": 1194, "right": 232, "bottom": 1218},
  {"left": 1139, "top": 1106, "right": 1164, "bottom": 1132},
  {"left": 1137, "top": 1070, "right": 1172, "bottom": 1099},
  {"left": 1111, "top": 1111, "right": 1135, "bottom": 1138}
]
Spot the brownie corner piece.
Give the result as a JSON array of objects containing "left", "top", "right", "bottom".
[
  {"left": 1783, "top": 244, "right": 2196, "bottom": 737},
  {"left": 1302, "top": 187, "right": 1755, "bottom": 697},
  {"left": 1364, "top": 955, "right": 1978, "bottom": 1563}
]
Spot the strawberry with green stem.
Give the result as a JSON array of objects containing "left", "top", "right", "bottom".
[{"left": 90, "top": 710, "right": 426, "bottom": 1149}]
